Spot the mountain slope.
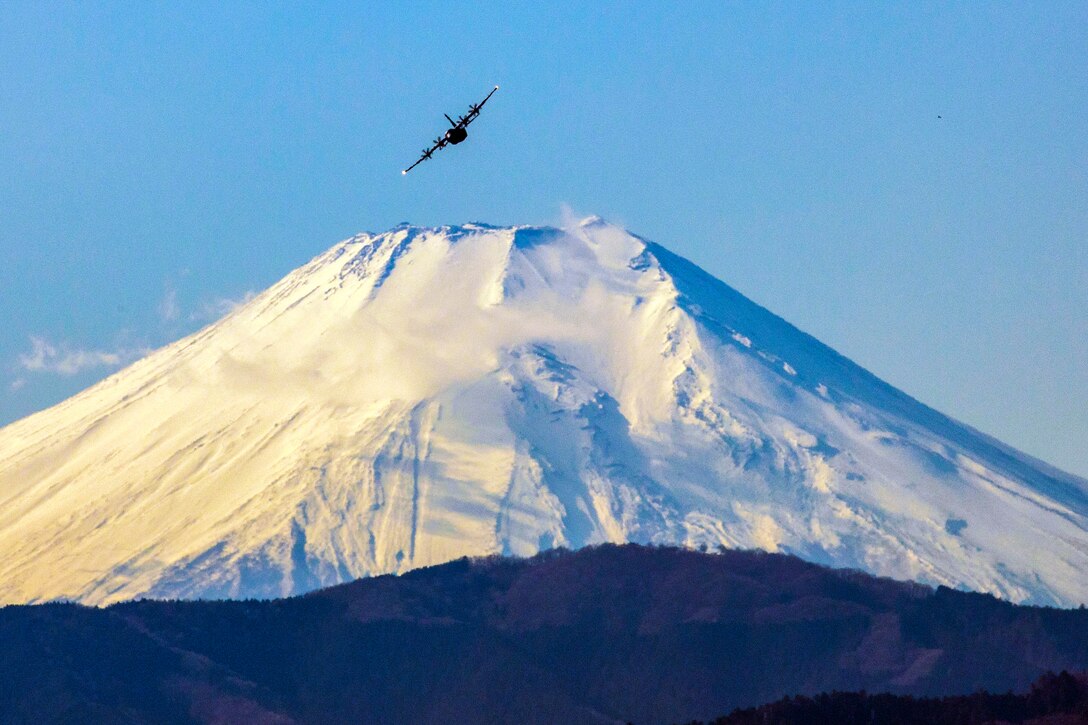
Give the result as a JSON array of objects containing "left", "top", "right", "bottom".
[
  {"left": 0, "top": 219, "right": 1085, "bottom": 605},
  {"left": 2, "top": 545, "right": 1088, "bottom": 725}
]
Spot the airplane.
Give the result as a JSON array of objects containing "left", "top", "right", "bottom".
[{"left": 402, "top": 85, "right": 499, "bottom": 175}]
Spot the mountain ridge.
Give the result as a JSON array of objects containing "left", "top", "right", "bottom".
[
  {"left": 649, "top": 238, "right": 1088, "bottom": 511},
  {"left": 0, "top": 218, "right": 1085, "bottom": 605},
  {"left": 3, "top": 545, "right": 1088, "bottom": 725}
]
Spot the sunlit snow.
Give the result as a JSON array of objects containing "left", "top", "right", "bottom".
[{"left": 0, "top": 219, "right": 1085, "bottom": 606}]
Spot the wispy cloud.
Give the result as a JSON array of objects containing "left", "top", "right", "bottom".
[
  {"left": 13, "top": 282, "right": 255, "bottom": 388},
  {"left": 190, "top": 291, "right": 257, "bottom": 323},
  {"left": 556, "top": 203, "right": 625, "bottom": 236},
  {"left": 158, "top": 284, "right": 180, "bottom": 322},
  {"left": 557, "top": 203, "right": 582, "bottom": 231},
  {"left": 17, "top": 336, "right": 147, "bottom": 376}
]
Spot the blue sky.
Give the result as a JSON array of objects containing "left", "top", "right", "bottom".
[{"left": 1, "top": 2, "right": 1085, "bottom": 476}]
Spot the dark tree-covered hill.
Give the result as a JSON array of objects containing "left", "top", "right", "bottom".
[
  {"left": 2, "top": 544, "right": 1087, "bottom": 724},
  {"left": 682, "top": 670, "right": 1088, "bottom": 724}
]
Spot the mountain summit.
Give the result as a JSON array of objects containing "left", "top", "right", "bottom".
[{"left": 1, "top": 219, "right": 1085, "bottom": 605}]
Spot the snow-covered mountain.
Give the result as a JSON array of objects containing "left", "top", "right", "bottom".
[{"left": 1, "top": 219, "right": 1085, "bottom": 606}]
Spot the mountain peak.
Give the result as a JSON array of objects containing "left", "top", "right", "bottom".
[{"left": 0, "top": 220, "right": 1085, "bottom": 606}]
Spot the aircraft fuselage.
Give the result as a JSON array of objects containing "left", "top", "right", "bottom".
[{"left": 445, "top": 127, "right": 468, "bottom": 144}]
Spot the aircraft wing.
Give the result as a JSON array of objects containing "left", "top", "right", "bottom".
[
  {"left": 461, "top": 85, "right": 499, "bottom": 128},
  {"left": 402, "top": 137, "right": 447, "bottom": 175}
]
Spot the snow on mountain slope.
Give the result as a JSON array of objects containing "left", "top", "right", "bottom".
[{"left": 1, "top": 219, "right": 1085, "bottom": 606}]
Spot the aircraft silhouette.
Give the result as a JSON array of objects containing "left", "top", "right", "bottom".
[{"left": 402, "top": 86, "right": 499, "bottom": 175}]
